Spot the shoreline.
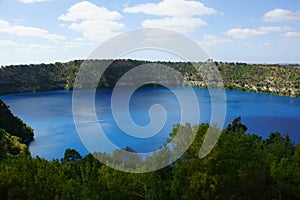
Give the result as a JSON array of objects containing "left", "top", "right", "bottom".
[{"left": 1, "top": 85, "right": 300, "bottom": 99}]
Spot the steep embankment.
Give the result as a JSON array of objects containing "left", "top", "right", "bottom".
[
  {"left": 219, "top": 63, "right": 300, "bottom": 97},
  {"left": 0, "top": 60, "right": 83, "bottom": 95},
  {"left": 0, "top": 99, "right": 34, "bottom": 144},
  {"left": 0, "top": 60, "right": 299, "bottom": 97}
]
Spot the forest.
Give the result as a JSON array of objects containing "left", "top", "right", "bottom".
[
  {"left": 0, "top": 99, "right": 34, "bottom": 144},
  {"left": 1, "top": 59, "right": 299, "bottom": 97},
  {"left": 0, "top": 98, "right": 300, "bottom": 199}
]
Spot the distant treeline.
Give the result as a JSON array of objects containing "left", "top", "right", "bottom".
[{"left": 1, "top": 59, "right": 299, "bottom": 97}]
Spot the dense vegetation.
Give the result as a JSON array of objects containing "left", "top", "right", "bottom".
[
  {"left": 0, "top": 60, "right": 85, "bottom": 94},
  {"left": 0, "top": 129, "right": 29, "bottom": 159},
  {"left": 1, "top": 60, "right": 299, "bottom": 97},
  {"left": 0, "top": 99, "right": 33, "bottom": 144},
  {"left": 0, "top": 113, "right": 300, "bottom": 199},
  {"left": 217, "top": 62, "right": 300, "bottom": 97}
]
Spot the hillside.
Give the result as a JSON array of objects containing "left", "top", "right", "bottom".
[
  {"left": 0, "top": 99, "right": 34, "bottom": 144},
  {"left": 219, "top": 62, "right": 300, "bottom": 97},
  {"left": 0, "top": 129, "right": 29, "bottom": 159},
  {"left": 0, "top": 118, "right": 299, "bottom": 199},
  {"left": 0, "top": 60, "right": 83, "bottom": 94},
  {"left": 0, "top": 60, "right": 299, "bottom": 97}
]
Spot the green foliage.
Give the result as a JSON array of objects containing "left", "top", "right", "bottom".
[
  {"left": 0, "top": 63, "right": 68, "bottom": 94},
  {"left": 0, "top": 60, "right": 299, "bottom": 97},
  {"left": 0, "top": 129, "right": 29, "bottom": 159},
  {"left": 0, "top": 99, "right": 33, "bottom": 144},
  {"left": 266, "top": 132, "right": 294, "bottom": 163},
  {"left": 218, "top": 63, "right": 300, "bottom": 97},
  {"left": 61, "top": 148, "right": 82, "bottom": 162},
  {"left": 0, "top": 117, "right": 300, "bottom": 199}
]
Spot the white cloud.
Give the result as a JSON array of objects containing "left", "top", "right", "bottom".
[
  {"left": 15, "top": 44, "right": 57, "bottom": 56},
  {"left": 123, "top": 0, "right": 216, "bottom": 17},
  {"left": 0, "top": 19, "right": 65, "bottom": 40},
  {"left": 123, "top": 0, "right": 217, "bottom": 33},
  {"left": 64, "top": 37, "right": 89, "bottom": 49},
  {"left": 59, "top": 1, "right": 125, "bottom": 42},
  {"left": 199, "top": 34, "right": 232, "bottom": 46},
  {"left": 142, "top": 17, "right": 206, "bottom": 33},
  {"left": 28, "top": 44, "right": 56, "bottom": 50},
  {"left": 263, "top": 9, "right": 300, "bottom": 23},
  {"left": 283, "top": 31, "right": 300, "bottom": 37},
  {"left": 73, "top": 37, "right": 87, "bottom": 42},
  {"left": 0, "top": 40, "right": 19, "bottom": 46},
  {"left": 282, "top": 32, "right": 300, "bottom": 41},
  {"left": 224, "top": 26, "right": 290, "bottom": 39},
  {"left": 19, "top": 0, "right": 50, "bottom": 3}
]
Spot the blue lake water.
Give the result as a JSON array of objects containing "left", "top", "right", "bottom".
[{"left": 1, "top": 87, "right": 300, "bottom": 160}]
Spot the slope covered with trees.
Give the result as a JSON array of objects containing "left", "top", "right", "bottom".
[
  {"left": 0, "top": 60, "right": 83, "bottom": 94},
  {"left": 0, "top": 129, "right": 29, "bottom": 159},
  {"left": 218, "top": 62, "right": 300, "bottom": 97},
  {"left": 0, "top": 117, "right": 300, "bottom": 199},
  {"left": 0, "top": 100, "right": 31, "bottom": 160},
  {"left": 1, "top": 60, "right": 299, "bottom": 97},
  {"left": 0, "top": 99, "right": 34, "bottom": 144}
]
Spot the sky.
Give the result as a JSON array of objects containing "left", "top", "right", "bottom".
[{"left": 0, "top": 0, "right": 300, "bottom": 65}]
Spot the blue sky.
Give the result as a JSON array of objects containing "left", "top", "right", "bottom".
[{"left": 0, "top": 0, "right": 300, "bottom": 65}]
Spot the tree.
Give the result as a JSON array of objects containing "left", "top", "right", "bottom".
[
  {"left": 61, "top": 148, "right": 82, "bottom": 162},
  {"left": 265, "top": 132, "right": 294, "bottom": 163}
]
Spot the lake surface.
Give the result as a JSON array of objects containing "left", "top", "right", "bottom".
[{"left": 1, "top": 87, "right": 300, "bottom": 160}]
